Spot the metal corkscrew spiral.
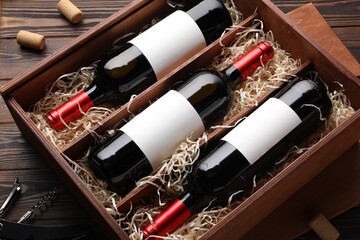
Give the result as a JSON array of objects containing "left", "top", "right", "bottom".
[{"left": 17, "top": 187, "right": 57, "bottom": 223}]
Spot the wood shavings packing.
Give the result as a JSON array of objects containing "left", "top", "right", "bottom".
[{"left": 26, "top": 1, "right": 355, "bottom": 239}]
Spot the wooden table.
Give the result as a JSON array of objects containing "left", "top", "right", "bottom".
[{"left": 0, "top": 0, "right": 359, "bottom": 239}]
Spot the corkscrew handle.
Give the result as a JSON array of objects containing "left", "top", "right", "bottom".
[{"left": 0, "top": 178, "right": 21, "bottom": 216}]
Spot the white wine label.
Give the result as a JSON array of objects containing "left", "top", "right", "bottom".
[
  {"left": 129, "top": 10, "right": 206, "bottom": 80},
  {"left": 222, "top": 98, "right": 302, "bottom": 165},
  {"left": 121, "top": 90, "right": 205, "bottom": 169}
]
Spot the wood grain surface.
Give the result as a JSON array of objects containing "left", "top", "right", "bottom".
[{"left": 0, "top": 0, "right": 359, "bottom": 239}]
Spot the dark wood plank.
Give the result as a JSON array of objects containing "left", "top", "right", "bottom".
[
  {"left": 0, "top": 0, "right": 132, "bottom": 38},
  {"left": 0, "top": 0, "right": 132, "bottom": 79},
  {"left": 0, "top": 170, "right": 88, "bottom": 222},
  {"left": 0, "top": 123, "right": 49, "bottom": 170},
  {"left": 333, "top": 27, "right": 360, "bottom": 62},
  {"left": 273, "top": 0, "right": 360, "bottom": 27},
  {"left": 0, "top": 38, "right": 75, "bottom": 80}
]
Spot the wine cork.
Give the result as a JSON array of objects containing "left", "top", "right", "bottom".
[
  {"left": 16, "top": 30, "right": 46, "bottom": 51},
  {"left": 309, "top": 214, "right": 340, "bottom": 240},
  {"left": 57, "top": 0, "right": 83, "bottom": 24}
]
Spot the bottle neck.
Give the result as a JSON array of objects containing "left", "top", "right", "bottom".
[
  {"left": 143, "top": 192, "right": 209, "bottom": 238},
  {"left": 222, "top": 41, "right": 275, "bottom": 86},
  {"left": 143, "top": 194, "right": 195, "bottom": 238},
  {"left": 186, "top": 0, "right": 232, "bottom": 44},
  {"left": 45, "top": 90, "right": 93, "bottom": 131},
  {"left": 45, "top": 82, "right": 107, "bottom": 131},
  {"left": 222, "top": 65, "right": 243, "bottom": 86},
  {"left": 84, "top": 82, "right": 109, "bottom": 105}
]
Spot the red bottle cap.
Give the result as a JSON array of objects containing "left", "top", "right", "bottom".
[
  {"left": 142, "top": 199, "right": 192, "bottom": 239},
  {"left": 232, "top": 40, "right": 275, "bottom": 80},
  {"left": 45, "top": 91, "right": 94, "bottom": 131}
]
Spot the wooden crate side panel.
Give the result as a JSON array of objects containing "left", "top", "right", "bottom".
[{"left": 242, "top": 141, "right": 360, "bottom": 240}]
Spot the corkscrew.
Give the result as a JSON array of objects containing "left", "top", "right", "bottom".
[
  {"left": 0, "top": 178, "right": 96, "bottom": 240},
  {"left": 17, "top": 187, "right": 57, "bottom": 224}
]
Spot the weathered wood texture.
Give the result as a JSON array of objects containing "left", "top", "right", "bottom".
[{"left": 0, "top": 0, "right": 359, "bottom": 239}]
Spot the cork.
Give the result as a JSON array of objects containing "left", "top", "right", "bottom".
[
  {"left": 16, "top": 30, "right": 46, "bottom": 51},
  {"left": 57, "top": 0, "right": 83, "bottom": 24},
  {"left": 309, "top": 214, "right": 340, "bottom": 240}
]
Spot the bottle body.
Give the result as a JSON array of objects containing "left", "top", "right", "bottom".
[
  {"left": 46, "top": 0, "right": 232, "bottom": 131},
  {"left": 142, "top": 76, "right": 333, "bottom": 238},
  {"left": 189, "top": 77, "right": 333, "bottom": 205},
  {"left": 89, "top": 71, "right": 230, "bottom": 194}
]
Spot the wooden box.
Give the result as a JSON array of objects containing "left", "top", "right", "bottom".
[{"left": 1, "top": 0, "right": 359, "bottom": 239}]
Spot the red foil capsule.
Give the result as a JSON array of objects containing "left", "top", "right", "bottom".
[
  {"left": 233, "top": 41, "right": 275, "bottom": 80},
  {"left": 143, "top": 199, "right": 192, "bottom": 239},
  {"left": 45, "top": 91, "right": 94, "bottom": 131}
]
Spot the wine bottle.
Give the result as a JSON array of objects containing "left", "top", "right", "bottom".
[
  {"left": 88, "top": 41, "right": 275, "bottom": 196},
  {"left": 46, "top": 0, "right": 233, "bottom": 131},
  {"left": 142, "top": 75, "right": 333, "bottom": 238}
]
